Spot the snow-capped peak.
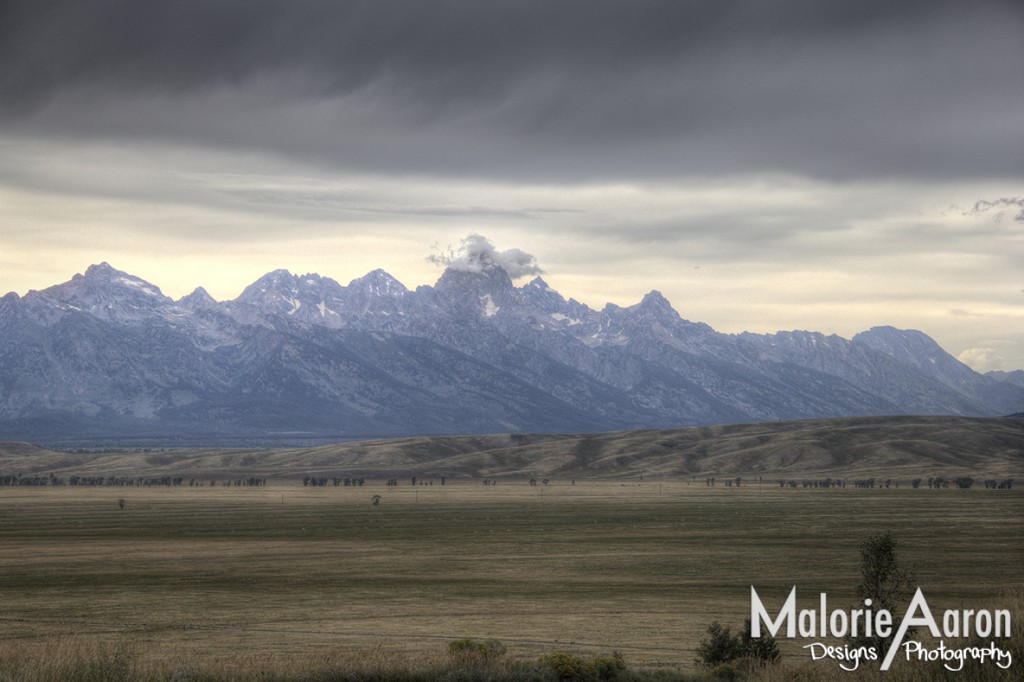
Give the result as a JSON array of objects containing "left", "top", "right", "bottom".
[
  {"left": 177, "top": 286, "right": 218, "bottom": 309},
  {"left": 347, "top": 269, "right": 409, "bottom": 297}
]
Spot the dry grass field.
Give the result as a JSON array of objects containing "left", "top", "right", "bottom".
[{"left": 0, "top": 479, "right": 1021, "bottom": 680}]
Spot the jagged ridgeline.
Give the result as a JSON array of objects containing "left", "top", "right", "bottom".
[{"left": 1, "top": 259, "right": 1022, "bottom": 446}]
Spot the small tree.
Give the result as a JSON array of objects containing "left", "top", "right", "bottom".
[
  {"left": 697, "top": 618, "right": 779, "bottom": 671},
  {"left": 740, "top": 617, "right": 780, "bottom": 663},
  {"left": 695, "top": 621, "right": 743, "bottom": 668},
  {"left": 850, "top": 531, "right": 915, "bottom": 651}
]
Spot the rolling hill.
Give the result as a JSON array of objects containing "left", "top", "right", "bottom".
[{"left": 2, "top": 415, "right": 1020, "bottom": 481}]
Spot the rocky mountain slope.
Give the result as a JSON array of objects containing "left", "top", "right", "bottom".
[{"left": 1, "top": 255, "right": 1021, "bottom": 446}]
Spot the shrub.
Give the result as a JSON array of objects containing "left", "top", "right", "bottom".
[
  {"left": 695, "top": 622, "right": 743, "bottom": 669},
  {"left": 696, "top": 618, "right": 779, "bottom": 672},
  {"left": 589, "top": 652, "right": 626, "bottom": 681},
  {"left": 739, "top": 618, "right": 779, "bottom": 664},
  {"left": 539, "top": 651, "right": 596, "bottom": 681},
  {"left": 538, "top": 651, "right": 628, "bottom": 682},
  {"left": 708, "top": 662, "right": 741, "bottom": 680},
  {"left": 447, "top": 638, "right": 507, "bottom": 666}
]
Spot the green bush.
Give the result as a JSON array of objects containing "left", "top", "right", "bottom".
[
  {"left": 707, "top": 662, "right": 740, "bottom": 680},
  {"left": 696, "top": 619, "right": 779, "bottom": 671},
  {"left": 541, "top": 651, "right": 597, "bottom": 682},
  {"left": 739, "top": 618, "right": 779, "bottom": 664},
  {"left": 590, "top": 652, "right": 626, "bottom": 681},
  {"left": 447, "top": 638, "right": 508, "bottom": 666},
  {"left": 538, "top": 651, "right": 628, "bottom": 682},
  {"left": 695, "top": 622, "right": 742, "bottom": 669}
]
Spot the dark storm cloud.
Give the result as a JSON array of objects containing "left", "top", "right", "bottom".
[{"left": 2, "top": 0, "right": 1022, "bottom": 181}]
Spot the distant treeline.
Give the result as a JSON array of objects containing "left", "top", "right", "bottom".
[
  {"left": 775, "top": 476, "right": 1012, "bottom": 489},
  {"left": 303, "top": 476, "right": 365, "bottom": 487},
  {"left": 0, "top": 474, "right": 267, "bottom": 487},
  {"left": 0, "top": 473, "right": 1015, "bottom": 489},
  {"left": 700, "top": 475, "right": 1014, "bottom": 489}
]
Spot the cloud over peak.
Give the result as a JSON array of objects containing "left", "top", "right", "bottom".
[{"left": 427, "top": 234, "right": 544, "bottom": 280}]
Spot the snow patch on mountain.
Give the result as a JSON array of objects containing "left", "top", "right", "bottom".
[{"left": 1, "top": 260, "right": 1021, "bottom": 445}]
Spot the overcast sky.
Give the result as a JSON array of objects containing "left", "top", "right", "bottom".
[{"left": 1, "top": 0, "right": 1022, "bottom": 371}]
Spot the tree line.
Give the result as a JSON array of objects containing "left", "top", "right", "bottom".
[
  {"left": 302, "top": 476, "right": 365, "bottom": 487},
  {"left": 0, "top": 474, "right": 267, "bottom": 487},
  {"left": 771, "top": 476, "right": 1013, "bottom": 489}
]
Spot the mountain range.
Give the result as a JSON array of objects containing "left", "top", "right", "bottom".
[{"left": 1, "top": 255, "right": 1022, "bottom": 446}]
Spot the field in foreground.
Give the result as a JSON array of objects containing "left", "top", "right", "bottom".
[{"left": 0, "top": 481, "right": 1021, "bottom": 680}]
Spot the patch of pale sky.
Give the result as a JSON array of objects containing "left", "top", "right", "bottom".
[{"left": 1, "top": 138, "right": 1021, "bottom": 370}]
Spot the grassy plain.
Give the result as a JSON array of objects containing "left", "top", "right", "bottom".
[{"left": 0, "top": 480, "right": 1021, "bottom": 679}]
